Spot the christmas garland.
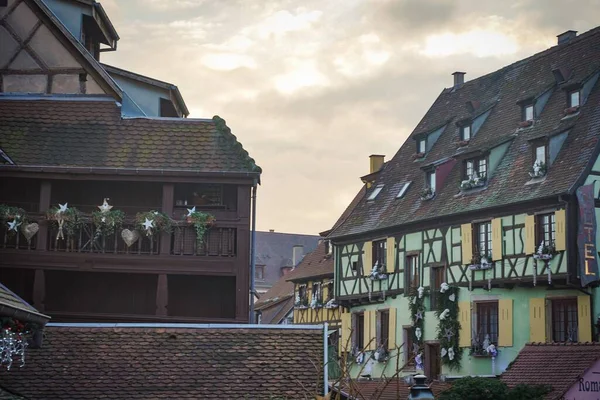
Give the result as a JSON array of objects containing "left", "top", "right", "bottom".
[
  {"left": 135, "top": 211, "right": 172, "bottom": 237},
  {"left": 435, "top": 283, "right": 463, "bottom": 370},
  {"left": 184, "top": 208, "right": 216, "bottom": 244},
  {"left": 47, "top": 205, "right": 83, "bottom": 239},
  {"left": 91, "top": 209, "right": 125, "bottom": 236},
  {"left": 0, "top": 205, "right": 28, "bottom": 237},
  {"left": 409, "top": 286, "right": 427, "bottom": 370}
]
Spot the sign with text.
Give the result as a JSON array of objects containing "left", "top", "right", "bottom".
[
  {"left": 577, "top": 182, "right": 600, "bottom": 287},
  {"left": 563, "top": 359, "right": 600, "bottom": 399}
]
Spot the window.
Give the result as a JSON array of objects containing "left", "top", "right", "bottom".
[
  {"left": 461, "top": 125, "right": 471, "bottom": 141},
  {"left": 427, "top": 170, "right": 436, "bottom": 193},
  {"left": 367, "top": 185, "right": 384, "bottom": 201},
  {"left": 418, "top": 138, "right": 427, "bottom": 154},
  {"left": 535, "top": 144, "right": 547, "bottom": 165},
  {"left": 397, "top": 182, "right": 412, "bottom": 199},
  {"left": 325, "top": 281, "right": 334, "bottom": 302},
  {"left": 523, "top": 103, "right": 534, "bottom": 121},
  {"left": 475, "top": 221, "right": 492, "bottom": 258},
  {"left": 405, "top": 254, "right": 420, "bottom": 294},
  {"left": 403, "top": 326, "right": 415, "bottom": 367},
  {"left": 551, "top": 298, "right": 578, "bottom": 342},
  {"left": 569, "top": 90, "right": 580, "bottom": 108},
  {"left": 377, "top": 310, "right": 390, "bottom": 348},
  {"left": 353, "top": 313, "right": 365, "bottom": 351},
  {"left": 430, "top": 266, "right": 446, "bottom": 310},
  {"left": 372, "top": 240, "right": 387, "bottom": 269},
  {"left": 298, "top": 285, "right": 307, "bottom": 306},
  {"left": 537, "top": 213, "right": 556, "bottom": 247},
  {"left": 464, "top": 157, "right": 487, "bottom": 179},
  {"left": 312, "top": 283, "right": 322, "bottom": 304},
  {"left": 476, "top": 302, "right": 499, "bottom": 345},
  {"left": 255, "top": 266, "right": 265, "bottom": 280},
  {"left": 351, "top": 261, "right": 360, "bottom": 275},
  {"left": 325, "top": 240, "right": 333, "bottom": 255}
]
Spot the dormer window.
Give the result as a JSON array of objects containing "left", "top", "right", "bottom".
[
  {"left": 367, "top": 184, "right": 384, "bottom": 201},
  {"left": 418, "top": 139, "right": 426, "bottom": 154},
  {"left": 523, "top": 104, "right": 534, "bottom": 122},
  {"left": 427, "top": 170, "right": 436, "bottom": 193},
  {"left": 396, "top": 182, "right": 412, "bottom": 199},
  {"left": 461, "top": 156, "right": 487, "bottom": 190},
  {"left": 461, "top": 125, "right": 471, "bottom": 141},
  {"left": 529, "top": 140, "right": 548, "bottom": 179},
  {"left": 568, "top": 90, "right": 580, "bottom": 108}
]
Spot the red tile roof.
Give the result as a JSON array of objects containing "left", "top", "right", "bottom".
[
  {"left": 335, "top": 378, "right": 450, "bottom": 399},
  {"left": 0, "top": 325, "right": 323, "bottom": 399},
  {"left": 0, "top": 100, "right": 260, "bottom": 174},
  {"left": 287, "top": 240, "right": 333, "bottom": 282},
  {"left": 500, "top": 342, "right": 600, "bottom": 399}
]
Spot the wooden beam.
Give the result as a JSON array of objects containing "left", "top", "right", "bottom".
[
  {"left": 156, "top": 274, "right": 168, "bottom": 317},
  {"left": 36, "top": 180, "right": 51, "bottom": 251},
  {"left": 159, "top": 184, "right": 174, "bottom": 255}
]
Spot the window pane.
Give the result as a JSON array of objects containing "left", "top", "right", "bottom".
[
  {"left": 463, "top": 126, "right": 471, "bottom": 140},
  {"left": 429, "top": 172, "right": 436, "bottom": 192},
  {"left": 478, "top": 159, "right": 487, "bottom": 177},
  {"left": 419, "top": 139, "right": 426, "bottom": 153},
  {"left": 466, "top": 160, "right": 474, "bottom": 178},
  {"left": 525, "top": 105, "right": 534, "bottom": 121},
  {"left": 397, "top": 182, "right": 411, "bottom": 198},
  {"left": 367, "top": 185, "right": 384, "bottom": 200},
  {"left": 571, "top": 91, "right": 580, "bottom": 107},
  {"left": 536, "top": 146, "right": 546, "bottom": 163}
]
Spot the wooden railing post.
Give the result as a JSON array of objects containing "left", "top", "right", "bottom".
[
  {"left": 156, "top": 274, "right": 168, "bottom": 317},
  {"left": 37, "top": 181, "right": 51, "bottom": 251},
  {"left": 160, "top": 184, "right": 174, "bottom": 255}
]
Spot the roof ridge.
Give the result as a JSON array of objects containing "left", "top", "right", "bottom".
[{"left": 213, "top": 115, "right": 262, "bottom": 174}]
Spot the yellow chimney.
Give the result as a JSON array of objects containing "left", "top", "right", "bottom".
[{"left": 369, "top": 155, "right": 385, "bottom": 174}]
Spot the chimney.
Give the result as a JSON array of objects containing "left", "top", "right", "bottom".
[
  {"left": 281, "top": 266, "right": 293, "bottom": 276},
  {"left": 452, "top": 72, "right": 466, "bottom": 88},
  {"left": 292, "top": 245, "right": 304, "bottom": 267},
  {"left": 269, "top": 229, "right": 275, "bottom": 233},
  {"left": 369, "top": 155, "right": 385, "bottom": 174},
  {"left": 557, "top": 30, "right": 577, "bottom": 45}
]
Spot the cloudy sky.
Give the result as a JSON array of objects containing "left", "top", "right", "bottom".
[{"left": 102, "top": 0, "right": 599, "bottom": 235}]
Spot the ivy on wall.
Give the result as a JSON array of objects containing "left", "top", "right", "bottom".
[
  {"left": 409, "top": 287, "right": 427, "bottom": 370},
  {"left": 435, "top": 284, "right": 463, "bottom": 371}
]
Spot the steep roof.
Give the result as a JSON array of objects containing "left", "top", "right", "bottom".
[
  {"left": 0, "top": 324, "right": 324, "bottom": 399},
  {"left": 0, "top": 99, "right": 260, "bottom": 175},
  {"left": 330, "top": 27, "right": 600, "bottom": 239},
  {"left": 500, "top": 342, "right": 600, "bottom": 400},
  {"left": 0, "top": 282, "right": 49, "bottom": 325},
  {"left": 287, "top": 240, "right": 334, "bottom": 282}
]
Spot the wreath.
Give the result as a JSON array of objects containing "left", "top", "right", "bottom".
[
  {"left": 91, "top": 209, "right": 125, "bottom": 236},
  {"left": 135, "top": 211, "right": 172, "bottom": 237},
  {"left": 46, "top": 206, "right": 83, "bottom": 239},
  {"left": 435, "top": 284, "right": 463, "bottom": 370},
  {"left": 0, "top": 204, "right": 28, "bottom": 237}
]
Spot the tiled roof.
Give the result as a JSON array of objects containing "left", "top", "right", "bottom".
[
  {"left": 335, "top": 378, "right": 450, "bottom": 399},
  {"left": 0, "top": 100, "right": 260, "bottom": 174},
  {"left": 0, "top": 325, "right": 323, "bottom": 399},
  {"left": 0, "top": 282, "right": 49, "bottom": 325},
  {"left": 258, "top": 296, "right": 294, "bottom": 324},
  {"left": 330, "top": 27, "right": 600, "bottom": 239},
  {"left": 287, "top": 241, "right": 334, "bottom": 282},
  {"left": 500, "top": 342, "right": 600, "bottom": 400}
]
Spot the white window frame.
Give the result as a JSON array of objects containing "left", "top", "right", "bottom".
[
  {"left": 396, "top": 181, "right": 412, "bottom": 198},
  {"left": 367, "top": 184, "right": 384, "bottom": 201}
]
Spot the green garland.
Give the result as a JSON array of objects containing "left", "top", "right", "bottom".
[
  {"left": 135, "top": 211, "right": 172, "bottom": 237},
  {"left": 0, "top": 204, "right": 28, "bottom": 236},
  {"left": 185, "top": 211, "right": 215, "bottom": 244},
  {"left": 91, "top": 209, "right": 125, "bottom": 236},
  {"left": 46, "top": 206, "right": 83, "bottom": 238},
  {"left": 435, "top": 285, "right": 463, "bottom": 371},
  {"left": 409, "top": 287, "right": 427, "bottom": 362}
]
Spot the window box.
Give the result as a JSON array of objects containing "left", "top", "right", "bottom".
[
  {"left": 565, "top": 106, "right": 580, "bottom": 115},
  {"left": 519, "top": 120, "right": 533, "bottom": 128},
  {"left": 533, "top": 241, "right": 556, "bottom": 260},
  {"left": 529, "top": 160, "right": 547, "bottom": 178},
  {"left": 420, "top": 187, "right": 434, "bottom": 200},
  {"left": 369, "top": 265, "right": 388, "bottom": 280},
  {"left": 460, "top": 175, "right": 486, "bottom": 191},
  {"left": 468, "top": 253, "right": 493, "bottom": 270},
  {"left": 324, "top": 299, "right": 338, "bottom": 309},
  {"left": 457, "top": 140, "right": 470, "bottom": 147},
  {"left": 310, "top": 298, "right": 323, "bottom": 309},
  {"left": 412, "top": 152, "right": 425, "bottom": 160}
]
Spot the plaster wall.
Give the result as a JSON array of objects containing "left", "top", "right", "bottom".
[
  {"left": 110, "top": 74, "right": 171, "bottom": 117},
  {"left": 44, "top": 0, "right": 90, "bottom": 41}
]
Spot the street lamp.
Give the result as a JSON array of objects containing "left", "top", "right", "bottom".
[{"left": 407, "top": 374, "right": 435, "bottom": 399}]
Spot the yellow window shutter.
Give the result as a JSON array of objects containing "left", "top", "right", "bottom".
[
  {"left": 388, "top": 308, "right": 397, "bottom": 350},
  {"left": 363, "top": 241, "right": 373, "bottom": 273},
  {"left": 340, "top": 312, "right": 351, "bottom": 354},
  {"left": 365, "top": 310, "right": 377, "bottom": 350},
  {"left": 491, "top": 218, "right": 503, "bottom": 261},
  {"left": 578, "top": 295, "right": 592, "bottom": 342},
  {"left": 458, "top": 301, "right": 471, "bottom": 347},
  {"left": 498, "top": 299, "right": 513, "bottom": 347},
  {"left": 555, "top": 209, "right": 567, "bottom": 252},
  {"left": 529, "top": 298, "right": 546, "bottom": 343},
  {"left": 386, "top": 237, "right": 395, "bottom": 273},
  {"left": 525, "top": 215, "right": 536, "bottom": 255},
  {"left": 461, "top": 223, "right": 473, "bottom": 265}
]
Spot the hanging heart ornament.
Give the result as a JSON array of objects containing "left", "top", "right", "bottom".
[
  {"left": 121, "top": 229, "right": 140, "bottom": 247},
  {"left": 21, "top": 223, "right": 39, "bottom": 241}
]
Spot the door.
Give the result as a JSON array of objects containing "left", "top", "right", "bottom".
[{"left": 425, "top": 342, "right": 441, "bottom": 380}]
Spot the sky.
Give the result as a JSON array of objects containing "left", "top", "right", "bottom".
[{"left": 101, "top": 0, "right": 600, "bottom": 235}]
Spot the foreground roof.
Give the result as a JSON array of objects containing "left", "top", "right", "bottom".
[
  {"left": 330, "top": 27, "right": 600, "bottom": 239},
  {"left": 0, "top": 324, "right": 323, "bottom": 399},
  {"left": 0, "top": 99, "right": 260, "bottom": 175},
  {"left": 500, "top": 342, "right": 600, "bottom": 399},
  {"left": 334, "top": 378, "right": 450, "bottom": 399},
  {"left": 0, "top": 282, "right": 49, "bottom": 325}
]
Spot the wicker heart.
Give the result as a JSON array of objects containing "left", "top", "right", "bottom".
[
  {"left": 21, "top": 223, "right": 39, "bottom": 241},
  {"left": 121, "top": 229, "right": 140, "bottom": 247}
]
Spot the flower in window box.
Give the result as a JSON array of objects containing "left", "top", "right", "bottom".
[
  {"left": 564, "top": 106, "right": 580, "bottom": 115},
  {"left": 461, "top": 172, "right": 486, "bottom": 191},
  {"left": 534, "top": 241, "right": 556, "bottom": 260},
  {"left": 412, "top": 152, "right": 425, "bottom": 160},
  {"left": 457, "top": 140, "right": 470, "bottom": 147},
  {"left": 420, "top": 187, "right": 434, "bottom": 200},
  {"left": 310, "top": 297, "right": 323, "bottom": 309},
  {"left": 519, "top": 120, "right": 533, "bottom": 128},
  {"left": 468, "top": 253, "right": 494, "bottom": 271},
  {"left": 529, "top": 160, "right": 547, "bottom": 178}
]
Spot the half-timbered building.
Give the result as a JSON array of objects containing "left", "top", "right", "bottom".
[
  {"left": 329, "top": 28, "right": 600, "bottom": 379},
  {"left": 0, "top": 0, "right": 260, "bottom": 323}
]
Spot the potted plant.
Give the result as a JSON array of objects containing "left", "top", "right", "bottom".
[
  {"left": 135, "top": 210, "right": 172, "bottom": 237},
  {"left": 0, "top": 205, "right": 28, "bottom": 237},
  {"left": 420, "top": 187, "right": 434, "bottom": 200},
  {"left": 369, "top": 263, "right": 388, "bottom": 280},
  {"left": 534, "top": 241, "right": 556, "bottom": 260},
  {"left": 184, "top": 209, "right": 215, "bottom": 244},
  {"left": 529, "top": 160, "right": 547, "bottom": 178},
  {"left": 460, "top": 172, "right": 486, "bottom": 191},
  {"left": 468, "top": 252, "right": 493, "bottom": 271}
]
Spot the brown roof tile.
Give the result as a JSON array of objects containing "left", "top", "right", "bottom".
[
  {"left": 0, "top": 100, "right": 260, "bottom": 174},
  {"left": 287, "top": 241, "right": 333, "bottom": 282},
  {"left": 330, "top": 27, "right": 600, "bottom": 239},
  {"left": 500, "top": 342, "right": 600, "bottom": 399},
  {"left": 0, "top": 325, "right": 323, "bottom": 399}
]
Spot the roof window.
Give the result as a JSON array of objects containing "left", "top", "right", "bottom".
[
  {"left": 367, "top": 185, "right": 384, "bottom": 201},
  {"left": 568, "top": 90, "right": 580, "bottom": 108},
  {"left": 396, "top": 182, "right": 412, "bottom": 199}
]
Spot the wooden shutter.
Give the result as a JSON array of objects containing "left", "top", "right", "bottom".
[
  {"left": 339, "top": 312, "right": 351, "bottom": 355},
  {"left": 388, "top": 307, "right": 397, "bottom": 350},
  {"left": 529, "top": 298, "right": 546, "bottom": 342},
  {"left": 461, "top": 223, "right": 473, "bottom": 265},
  {"left": 578, "top": 295, "right": 592, "bottom": 342},
  {"left": 365, "top": 310, "right": 377, "bottom": 350},
  {"left": 458, "top": 301, "right": 471, "bottom": 347},
  {"left": 386, "top": 237, "right": 395, "bottom": 273},
  {"left": 555, "top": 209, "right": 567, "bottom": 251},
  {"left": 491, "top": 218, "right": 503, "bottom": 261},
  {"left": 525, "top": 215, "right": 536, "bottom": 255},
  {"left": 363, "top": 241, "right": 373, "bottom": 273},
  {"left": 498, "top": 299, "right": 513, "bottom": 347}
]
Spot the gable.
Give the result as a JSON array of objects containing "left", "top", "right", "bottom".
[
  {"left": 0, "top": 0, "right": 117, "bottom": 97},
  {"left": 563, "top": 358, "right": 600, "bottom": 399}
]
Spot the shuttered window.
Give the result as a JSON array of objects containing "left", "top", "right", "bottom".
[
  {"left": 476, "top": 302, "right": 498, "bottom": 346},
  {"left": 537, "top": 213, "right": 556, "bottom": 247},
  {"left": 551, "top": 298, "right": 578, "bottom": 343},
  {"left": 378, "top": 310, "right": 390, "bottom": 348},
  {"left": 354, "top": 313, "right": 365, "bottom": 350}
]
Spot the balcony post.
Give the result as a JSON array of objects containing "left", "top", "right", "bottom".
[
  {"left": 33, "top": 269, "right": 45, "bottom": 312},
  {"left": 160, "top": 184, "right": 174, "bottom": 255},
  {"left": 37, "top": 181, "right": 51, "bottom": 251},
  {"left": 156, "top": 273, "right": 168, "bottom": 317}
]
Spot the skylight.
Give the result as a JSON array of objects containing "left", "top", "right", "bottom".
[
  {"left": 396, "top": 182, "right": 412, "bottom": 198},
  {"left": 367, "top": 185, "right": 384, "bottom": 200}
]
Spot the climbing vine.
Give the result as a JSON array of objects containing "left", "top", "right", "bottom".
[
  {"left": 409, "top": 286, "right": 427, "bottom": 370},
  {"left": 435, "top": 284, "right": 463, "bottom": 371}
]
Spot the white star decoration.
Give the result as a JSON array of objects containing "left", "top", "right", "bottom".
[
  {"left": 186, "top": 206, "right": 196, "bottom": 216},
  {"left": 98, "top": 198, "right": 113, "bottom": 213},
  {"left": 58, "top": 203, "right": 68, "bottom": 213},
  {"left": 142, "top": 218, "right": 154, "bottom": 231},
  {"left": 7, "top": 219, "right": 21, "bottom": 232}
]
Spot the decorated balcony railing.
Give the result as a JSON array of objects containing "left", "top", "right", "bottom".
[
  {"left": 0, "top": 221, "right": 38, "bottom": 250},
  {"left": 171, "top": 225, "right": 236, "bottom": 257}
]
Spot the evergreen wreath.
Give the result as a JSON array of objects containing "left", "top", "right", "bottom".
[
  {"left": 91, "top": 209, "right": 125, "bottom": 236},
  {"left": 135, "top": 211, "right": 172, "bottom": 237},
  {"left": 435, "top": 285, "right": 463, "bottom": 371},
  {"left": 0, "top": 205, "right": 28, "bottom": 237},
  {"left": 46, "top": 206, "right": 83, "bottom": 238},
  {"left": 408, "top": 287, "right": 428, "bottom": 362}
]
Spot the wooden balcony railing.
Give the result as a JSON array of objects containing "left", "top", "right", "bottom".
[
  {"left": 172, "top": 226, "right": 236, "bottom": 257},
  {"left": 0, "top": 222, "right": 38, "bottom": 250}
]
